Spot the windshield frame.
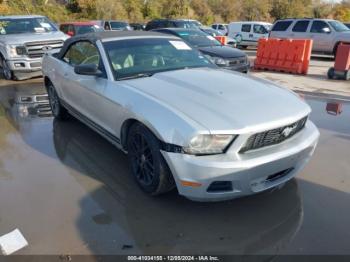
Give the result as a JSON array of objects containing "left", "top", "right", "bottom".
[
  {"left": 0, "top": 17, "right": 58, "bottom": 35},
  {"left": 102, "top": 38, "right": 216, "bottom": 81}
]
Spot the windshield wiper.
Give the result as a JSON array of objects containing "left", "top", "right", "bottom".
[{"left": 117, "top": 72, "right": 154, "bottom": 81}]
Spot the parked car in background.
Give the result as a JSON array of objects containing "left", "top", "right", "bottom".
[
  {"left": 0, "top": 15, "right": 68, "bottom": 80},
  {"left": 59, "top": 22, "right": 104, "bottom": 36},
  {"left": 200, "top": 26, "right": 237, "bottom": 47},
  {"left": 42, "top": 31, "right": 319, "bottom": 201},
  {"left": 186, "top": 19, "right": 202, "bottom": 28},
  {"left": 343, "top": 22, "right": 350, "bottom": 29},
  {"left": 92, "top": 20, "right": 132, "bottom": 31},
  {"left": 153, "top": 28, "right": 249, "bottom": 73},
  {"left": 211, "top": 23, "right": 228, "bottom": 35},
  {"left": 130, "top": 23, "right": 145, "bottom": 31},
  {"left": 145, "top": 19, "right": 199, "bottom": 31},
  {"left": 270, "top": 18, "right": 350, "bottom": 55},
  {"left": 228, "top": 21, "right": 272, "bottom": 48}
]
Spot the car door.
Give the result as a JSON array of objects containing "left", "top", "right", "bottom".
[
  {"left": 252, "top": 24, "right": 269, "bottom": 45},
  {"left": 60, "top": 41, "right": 111, "bottom": 131},
  {"left": 240, "top": 24, "right": 252, "bottom": 45},
  {"left": 308, "top": 20, "right": 335, "bottom": 52},
  {"left": 289, "top": 20, "right": 310, "bottom": 39}
]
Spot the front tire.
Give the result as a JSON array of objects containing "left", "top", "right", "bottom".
[
  {"left": 127, "top": 123, "right": 175, "bottom": 196},
  {"left": 0, "top": 56, "right": 13, "bottom": 80},
  {"left": 46, "top": 82, "right": 70, "bottom": 120}
]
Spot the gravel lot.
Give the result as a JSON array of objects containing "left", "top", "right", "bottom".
[{"left": 0, "top": 75, "right": 349, "bottom": 257}]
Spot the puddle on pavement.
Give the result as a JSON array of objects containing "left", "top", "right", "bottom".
[{"left": 0, "top": 82, "right": 349, "bottom": 255}]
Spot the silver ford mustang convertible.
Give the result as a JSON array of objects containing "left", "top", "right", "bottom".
[{"left": 42, "top": 32, "right": 319, "bottom": 201}]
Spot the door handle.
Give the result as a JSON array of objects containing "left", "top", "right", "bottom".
[{"left": 249, "top": 34, "right": 253, "bottom": 38}]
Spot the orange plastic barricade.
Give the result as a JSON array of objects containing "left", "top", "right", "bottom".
[
  {"left": 214, "top": 36, "right": 227, "bottom": 45},
  {"left": 327, "top": 43, "right": 350, "bottom": 80},
  {"left": 326, "top": 102, "right": 343, "bottom": 116},
  {"left": 254, "top": 38, "right": 313, "bottom": 75}
]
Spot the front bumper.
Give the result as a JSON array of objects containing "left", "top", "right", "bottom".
[
  {"left": 5, "top": 58, "right": 43, "bottom": 80},
  {"left": 162, "top": 121, "right": 319, "bottom": 201}
]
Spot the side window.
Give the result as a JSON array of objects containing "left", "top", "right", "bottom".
[
  {"left": 154, "top": 21, "right": 163, "bottom": 29},
  {"left": 211, "top": 24, "right": 217, "bottom": 29},
  {"left": 104, "top": 21, "right": 111, "bottom": 30},
  {"left": 241, "top": 24, "right": 251, "bottom": 33},
  {"left": 218, "top": 25, "right": 225, "bottom": 30},
  {"left": 68, "top": 25, "right": 75, "bottom": 34},
  {"left": 63, "top": 41, "right": 101, "bottom": 68},
  {"left": 272, "top": 21, "right": 293, "bottom": 31},
  {"left": 310, "top": 21, "right": 331, "bottom": 33},
  {"left": 292, "top": 20, "right": 310, "bottom": 32},
  {"left": 60, "top": 25, "right": 68, "bottom": 33},
  {"left": 253, "top": 24, "right": 267, "bottom": 34}
]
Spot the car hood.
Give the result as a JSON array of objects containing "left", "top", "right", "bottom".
[
  {"left": 0, "top": 31, "right": 68, "bottom": 44},
  {"left": 123, "top": 68, "right": 310, "bottom": 132},
  {"left": 198, "top": 45, "right": 245, "bottom": 58}
]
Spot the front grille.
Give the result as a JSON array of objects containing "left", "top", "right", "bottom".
[
  {"left": 35, "top": 95, "right": 49, "bottom": 102},
  {"left": 25, "top": 40, "right": 64, "bottom": 58},
  {"left": 240, "top": 116, "right": 308, "bottom": 153}
]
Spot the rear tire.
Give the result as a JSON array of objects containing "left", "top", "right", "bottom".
[
  {"left": 127, "top": 123, "right": 175, "bottom": 196},
  {"left": 46, "top": 81, "right": 70, "bottom": 120}
]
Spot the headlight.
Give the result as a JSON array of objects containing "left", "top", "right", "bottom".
[
  {"left": 16, "top": 46, "right": 27, "bottom": 55},
  {"left": 6, "top": 45, "right": 17, "bottom": 57},
  {"left": 205, "top": 55, "right": 228, "bottom": 66},
  {"left": 183, "top": 134, "right": 237, "bottom": 155},
  {"left": 6, "top": 45, "right": 27, "bottom": 57}
]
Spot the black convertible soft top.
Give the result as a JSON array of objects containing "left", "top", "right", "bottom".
[{"left": 57, "top": 31, "right": 178, "bottom": 59}]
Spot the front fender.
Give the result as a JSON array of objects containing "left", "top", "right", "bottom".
[{"left": 108, "top": 83, "right": 210, "bottom": 147}]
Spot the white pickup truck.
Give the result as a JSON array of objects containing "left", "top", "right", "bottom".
[{"left": 0, "top": 15, "right": 68, "bottom": 80}]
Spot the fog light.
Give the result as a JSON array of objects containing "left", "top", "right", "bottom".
[{"left": 14, "top": 63, "right": 25, "bottom": 68}]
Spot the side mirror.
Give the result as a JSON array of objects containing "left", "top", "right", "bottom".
[{"left": 74, "top": 64, "right": 103, "bottom": 77}]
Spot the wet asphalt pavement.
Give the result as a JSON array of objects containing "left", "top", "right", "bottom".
[{"left": 0, "top": 79, "right": 349, "bottom": 256}]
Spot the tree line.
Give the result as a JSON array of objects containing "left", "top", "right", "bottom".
[{"left": 0, "top": 0, "right": 349, "bottom": 24}]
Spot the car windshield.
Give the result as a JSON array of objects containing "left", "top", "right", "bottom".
[
  {"left": 175, "top": 30, "right": 222, "bottom": 47},
  {"left": 110, "top": 21, "right": 128, "bottom": 30},
  {"left": 0, "top": 17, "right": 57, "bottom": 35},
  {"left": 202, "top": 28, "right": 224, "bottom": 36},
  {"left": 103, "top": 38, "right": 215, "bottom": 80},
  {"left": 76, "top": 25, "right": 103, "bottom": 35},
  {"left": 174, "top": 21, "right": 198, "bottom": 29},
  {"left": 187, "top": 20, "right": 202, "bottom": 28},
  {"left": 328, "top": 20, "right": 350, "bottom": 32}
]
